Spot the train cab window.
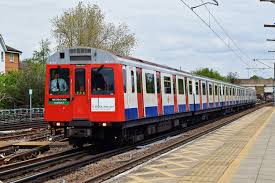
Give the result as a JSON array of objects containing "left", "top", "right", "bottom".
[
  {"left": 75, "top": 68, "right": 86, "bottom": 95},
  {"left": 164, "top": 76, "right": 171, "bottom": 94},
  {"left": 91, "top": 67, "right": 114, "bottom": 95},
  {"left": 215, "top": 85, "right": 218, "bottom": 96},
  {"left": 209, "top": 84, "right": 213, "bottom": 95},
  {"left": 195, "top": 82, "right": 199, "bottom": 95},
  {"left": 189, "top": 80, "right": 193, "bottom": 95},
  {"left": 178, "top": 79, "right": 184, "bottom": 95},
  {"left": 131, "top": 70, "right": 135, "bottom": 93},
  {"left": 123, "top": 69, "right": 127, "bottom": 93},
  {"left": 49, "top": 68, "right": 70, "bottom": 95},
  {"left": 145, "top": 73, "right": 155, "bottom": 94},
  {"left": 202, "top": 83, "right": 206, "bottom": 95}
]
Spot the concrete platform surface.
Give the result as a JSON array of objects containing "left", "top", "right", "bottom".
[{"left": 107, "top": 107, "right": 275, "bottom": 183}]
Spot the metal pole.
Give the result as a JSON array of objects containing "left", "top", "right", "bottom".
[{"left": 30, "top": 92, "right": 32, "bottom": 121}]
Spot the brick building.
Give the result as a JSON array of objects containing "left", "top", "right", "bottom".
[{"left": 0, "top": 34, "right": 22, "bottom": 74}]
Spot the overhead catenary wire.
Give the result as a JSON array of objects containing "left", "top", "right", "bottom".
[
  {"left": 199, "top": 0, "right": 273, "bottom": 73},
  {"left": 178, "top": 0, "right": 271, "bottom": 77},
  {"left": 178, "top": 0, "right": 251, "bottom": 67}
]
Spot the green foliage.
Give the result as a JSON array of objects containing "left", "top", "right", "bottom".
[
  {"left": 192, "top": 68, "right": 228, "bottom": 82},
  {"left": 0, "top": 61, "right": 45, "bottom": 109},
  {"left": 52, "top": 2, "right": 136, "bottom": 56},
  {"left": 226, "top": 72, "right": 239, "bottom": 83},
  {"left": 192, "top": 68, "right": 239, "bottom": 83},
  {"left": 250, "top": 75, "right": 263, "bottom": 80},
  {"left": 33, "top": 39, "right": 51, "bottom": 64}
]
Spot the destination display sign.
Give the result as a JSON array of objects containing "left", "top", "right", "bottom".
[{"left": 49, "top": 98, "right": 70, "bottom": 105}]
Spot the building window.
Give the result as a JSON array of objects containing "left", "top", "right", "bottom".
[
  {"left": 10, "top": 53, "right": 14, "bottom": 62},
  {"left": 145, "top": 73, "right": 155, "bottom": 94},
  {"left": 1, "top": 52, "right": 3, "bottom": 62}
]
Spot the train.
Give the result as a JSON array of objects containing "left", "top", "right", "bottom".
[{"left": 44, "top": 47, "right": 257, "bottom": 146}]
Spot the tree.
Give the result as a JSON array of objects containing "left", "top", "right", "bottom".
[
  {"left": 52, "top": 2, "right": 136, "bottom": 56},
  {"left": 226, "top": 72, "right": 239, "bottom": 83},
  {"left": 33, "top": 39, "right": 51, "bottom": 64},
  {"left": 192, "top": 68, "right": 227, "bottom": 82},
  {"left": 250, "top": 75, "right": 263, "bottom": 80}
]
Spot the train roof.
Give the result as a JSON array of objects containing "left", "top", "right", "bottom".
[{"left": 48, "top": 47, "right": 255, "bottom": 91}]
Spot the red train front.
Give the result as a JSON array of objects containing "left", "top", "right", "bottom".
[{"left": 45, "top": 48, "right": 125, "bottom": 145}]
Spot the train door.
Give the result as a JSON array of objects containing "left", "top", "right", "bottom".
[
  {"left": 136, "top": 68, "right": 144, "bottom": 118},
  {"left": 162, "top": 73, "right": 174, "bottom": 114},
  {"left": 173, "top": 75, "right": 178, "bottom": 113},
  {"left": 194, "top": 80, "right": 200, "bottom": 111},
  {"left": 72, "top": 65, "right": 89, "bottom": 119},
  {"left": 177, "top": 76, "right": 186, "bottom": 112},
  {"left": 156, "top": 72, "right": 163, "bottom": 115},
  {"left": 201, "top": 81, "right": 207, "bottom": 109},
  {"left": 184, "top": 77, "right": 189, "bottom": 112},
  {"left": 208, "top": 82, "right": 213, "bottom": 108},
  {"left": 187, "top": 78, "right": 194, "bottom": 111}
]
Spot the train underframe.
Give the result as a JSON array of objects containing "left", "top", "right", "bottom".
[{"left": 49, "top": 103, "right": 255, "bottom": 147}]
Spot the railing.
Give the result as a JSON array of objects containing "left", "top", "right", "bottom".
[{"left": 0, "top": 108, "right": 44, "bottom": 122}]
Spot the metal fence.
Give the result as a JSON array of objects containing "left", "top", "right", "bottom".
[{"left": 0, "top": 108, "right": 44, "bottom": 122}]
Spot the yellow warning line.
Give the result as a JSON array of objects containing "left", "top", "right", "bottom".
[{"left": 218, "top": 108, "right": 275, "bottom": 183}]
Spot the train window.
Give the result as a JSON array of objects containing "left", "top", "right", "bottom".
[
  {"left": 202, "top": 83, "right": 206, "bottom": 95},
  {"left": 223, "top": 87, "right": 225, "bottom": 96},
  {"left": 178, "top": 79, "right": 184, "bottom": 94},
  {"left": 164, "top": 76, "right": 171, "bottom": 94},
  {"left": 195, "top": 82, "right": 199, "bottom": 95},
  {"left": 131, "top": 70, "right": 135, "bottom": 93},
  {"left": 145, "top": 73, "right": 155, "bottom": 94},
  {"left": 91, "top": 67, "right": 114, "bottom": 95},
  {"left": 136, "top": 71, "right": 141, "bottom": 93},
  {"left": 123, "top": 69, "right": 127, "bottom": 93},
  {"left": 215, "top": 85, "right": 218, "bottom": 96},
  {"left": 49, "top": 68, "right": 70, "bottom": 95},
  {"left": 157, "top": 75, "right": 161, "bottom": 94},
  {"left": 75, "top": 68, "right": 86, "bottom": 95},
  {"left": 189, "top": 80, "right": 193, "bottom": 94},
  {"left": 229, "top": 88, "right": 232, "bottom": 96},
  {"left": 219, "top": 86, "right": 221, "bottom": 96},
  {"left": 209, "top": 84, "right": 212, "bottom": 95}
]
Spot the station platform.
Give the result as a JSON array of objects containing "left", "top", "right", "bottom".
[{"left": 109, "top": 106, "right": 275, "bottom": 183}]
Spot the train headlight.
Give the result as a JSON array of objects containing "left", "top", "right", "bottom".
[{"left": 102, "top": 123, "right": 107, "bottom": 127}]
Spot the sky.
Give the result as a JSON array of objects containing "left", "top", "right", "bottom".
[{"left": 0, "top": 0, "right": 275, "bottom": 78}]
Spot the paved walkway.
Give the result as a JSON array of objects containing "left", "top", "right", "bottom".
[{"left": 106, "top": 107, "right": 275, "bottom": 183}]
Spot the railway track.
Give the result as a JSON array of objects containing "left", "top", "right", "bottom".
[
  {"left": 0, "top": 129, "right": 50, "bottom": 141},
  {"left": 0, "top": 103, "right": 269, "bottom": 183},
  {"left": 0, "top": 119, "right": 47, "bottom": 131}
]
